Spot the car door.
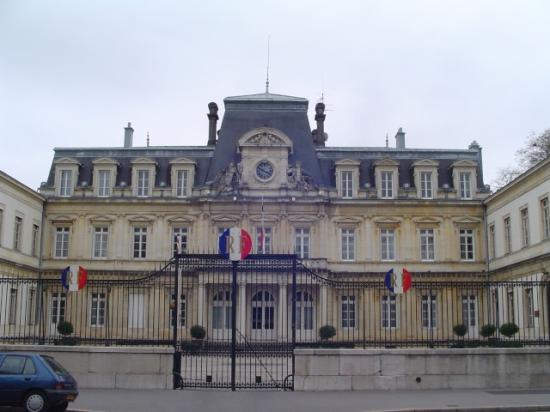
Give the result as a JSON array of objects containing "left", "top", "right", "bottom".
[{"left": 0, "top": 355, "right": 38, "bottom": 404}]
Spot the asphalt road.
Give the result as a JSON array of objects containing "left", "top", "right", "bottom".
[{"left": 65, "top": 388, "right": 550, "bottom": 412}]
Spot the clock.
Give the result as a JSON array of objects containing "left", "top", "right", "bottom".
[{"left": 256, "top": 160, "right": 274, "bottom": 181}]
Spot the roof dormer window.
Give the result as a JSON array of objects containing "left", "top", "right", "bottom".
[
  {"left": 451, "top": 160, "right": 477, "bottom": 200},
  {"left": 54, "top": 157, "right": 80, "bottom": 197},
  {"left": 59, "top": 170, "right": 73, "bottom": 197},
  {"left": 374, "top": 158, "right": 399, "bottom": 199},
  {"left": 170, "top": 158, "right": 196, "bottom": 198},
  {"left": 131, "top": 157, "right": 157, "bottom": 198},
  {"left": 137, "top": 170, "right": 150, "bottom": 197},
  {"left": 412, "top": 159, "right": 439, "bottom": 200},
  {"left": 335, "top": 159, "right": 360, "bottom": 199}
]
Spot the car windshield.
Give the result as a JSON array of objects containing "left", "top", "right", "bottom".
[{"left": 42, "top": 356, "right": 70, "bottom": 377}]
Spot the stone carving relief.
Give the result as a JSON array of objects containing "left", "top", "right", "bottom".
[
  {"left": 213, "top": 161, "right": 243, "bottom": 193},
  {"left": 287, "top": 163, "right": 316, "bottom": 192},
  {"left": 246, "top": 132, "right": 286, "bottom": 146}
]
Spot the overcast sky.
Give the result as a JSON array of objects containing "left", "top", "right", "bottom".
[{"left": 1, "top": 0, "right": 549, "bottom": 191}]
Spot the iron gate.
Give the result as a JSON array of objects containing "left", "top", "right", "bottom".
[{"left": 171, "top": 254, "right": 297, "bottom": 390}]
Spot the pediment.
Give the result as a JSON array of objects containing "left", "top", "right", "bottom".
[
  {"left": 169, "top": 157, "right": 196, "bottom": 166},
  {"left": 249, "top": 214, "right": 280, "bottom": 224},
  {"left": 166, "top": 215, "right": 196, "bottom": 224},
  {"left": 335, "top": 159, "right": 361, "bottom": 167},
  {"left": 451, "top": 160, "right": 477, "bottom": 168},
  {"left": 412, "top": 216, "right": 442, "bottom": 224},
  {"left": 332, "top": 216, "right": 363, "bottom": 225},
  {"left": 92, "top": 157, "right": 119, "bottom": 166},
  {"left": 412, "top": 159, "right": 439, "bottom": 168},
  {"left": 238, "top": 127, "right": 293, "bottom": 152},
  {"left": 372, "top": 216, "right": 403, "bottom": 225},
  {"left": 88, "top": 214, "right": 116, "bottom": 223},
  {"left": 49, "top": 215, "right": 77, "bottom": 224},
  {"left": 452, "top": 216, "right": 482, "bottom": 225},
  {"left": 131, "top": 157, "right": 157, "bottom": 166},
  {"left": 127, "top": 215, "right": 155, "bottom": 223},
  {"left": 211, "top": 215, "right": 240, "bottom": 223},
  {"left": 287, "top": 215, "right": 318, "bottom": 223},
  {"left": 373, "top": 157, "right": 400, "bottom": 167},
  {"left": 54, "top": 157, "right": 80, "bottom": 166}
]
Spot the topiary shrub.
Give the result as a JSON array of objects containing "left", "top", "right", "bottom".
[
  {"left": 480, "top": 324, "right": 496, "bottom": 338},
  {"left": 319, "top": 325, "right": 336, "bottom": 341},
  {"left": 190, "top": 325, "right": 206, "bottom": 340},
  {"left": 499, "top": 322, "right": 519, "bottom": 338},
  {"left": 453, "top": 324, "right": 467, "bottom": 337},
  {"left": 57, "top": 320, "right": 73, "bottom": 336}
]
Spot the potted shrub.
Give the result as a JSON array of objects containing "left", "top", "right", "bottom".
[
  {"left": 452, "top": 324, "right": 467, "bottom": 348},
  {"left": 319, "top": 325, "right": 336, "bottom": 346},
  {"left": 499, "top": 322, "right": 519, "bottom": 338},
  {"left": 186, "top": 325, "right": 206, "bottom": 352},
  {"left": 57, "top": 320, "right": 77, "bottom": 345},
  {"left": 480, "top": 324, "right": 497, "bottom": 346}
]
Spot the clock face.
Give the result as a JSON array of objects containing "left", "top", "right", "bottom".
[{"left": 256, "top": 161, "right": 274, "bottom": 180}]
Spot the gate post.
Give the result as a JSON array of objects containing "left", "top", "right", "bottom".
[
  {"left": 172, "top": 256, "right": 182, "bottom": 389},
  {"left": 231, "top": 260, "right": 238, "bottom": 391}
]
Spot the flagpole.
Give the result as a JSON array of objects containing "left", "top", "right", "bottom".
[{"left": 261, "top": 196, "right": 265, "bottom": 254}]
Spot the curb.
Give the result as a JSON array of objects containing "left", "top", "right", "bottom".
[{"left": 369, "top": 406, "right": 550, "bottom": 412}]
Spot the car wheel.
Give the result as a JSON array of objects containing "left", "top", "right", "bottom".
[
  {"left": 52, "top": 401, "right": 69, "bottom": 412},
  {"left": 24, "top": 390, "right": 49, "bottom": 412}
]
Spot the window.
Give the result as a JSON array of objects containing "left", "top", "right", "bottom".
[
  {"left": 213, "top": 290, "right": 232, "bottom": 330},
  {"left": 90, "top": 292, "right": 106, "bottom": 327},
  {"left": 97, "top": 170, "right": 111, "bottom": 197},
  {"left": 504, "top": 217, "right": 512, "bottom": 254},
  {"left": 459, "top": 172, "right": 471, "bottom": 199},
  {"left": 137, "top": 170, "right": 150, "bottom": 197},
  {"left": 93, "top": 226, "right": 109, "bottom": 258},
  {"left": 521, "top": 208, "right": 530, "bottom": 248},
  {"left": 256, "top": 227, "right": 272, "bottom": 254},
  {"left": 542, "top": 197, "right": 550, "bottom": 240},
  {"left": 381, "top": 228, "right": 395, "bottom": 261},
  {"left": 525, "top": 288, "right": 534, "bottom": 328},
  {"left": 341, "top": 295, "right": 356, "bottom": 328},
  {"left": 422, "top": 294, "right": 437, "bottom": 328},
  {"left": 59, "top": 170, "right": 73, "bottom": 197},
  {"left": 488, "top": 224, "right": 496, "bottom": 260},
  {"left": 32, "top": 224, "right": 39, "bottom": 257},
  {"left": 296, "top": 291, "right": 313, "bottom": 330},
  {"left": 133, "top": 227, "right": 147, "bottom": 259},
  {"left": 176, "top": 170, "right": 188, "bottom": 198},
  {"left": 0, "top": 355, "right": 36, "bottom": 375},
  {"left": 381, "top": 295, "right": 397, "bottom": 329},
  {"left": 341, "top": 228, "right": 355, "bottom": 261},
  {"left": 252, "top": 291, "right": 274, "bottom": 330},
  {"left": 173, "top": 227, "right": 188, "bottom": 254},
  {"left": 170, "top": 293, "right": 186, "bottom": 327},
  {"left": 381, "top": 171, "right": 393, "bottom": 198},
  {"left": 420, "top": 229, "right": 435, "bottom": 261},
  {"left": 420, "top": 171, "right": 433, "bottom": 199},
  {"left": 54, "top": 227, "right": 70, "bottom": 258},
  {"left": 459, "top": 229, "right": 475, "bottom": 261},
  {"left": 461, "top": 295, "right": 477, "bottom": 328},
  {"left": 51, "top": 292, "right": 66, "bottom": 324},
  {"left": 295, "top": 228, "right": 310, "bottom": 259},
  {"left": 128, "top": 293, "right": 145, "bottom": 328},
  {"left": 9, "top": 288, "right": 17, "bottom": 325},
  {"left": 13, "top": 216, "right": 22, "bottom": 251},
  {"left": 341, "top": 171, "right": 353, "bottom": 198}
]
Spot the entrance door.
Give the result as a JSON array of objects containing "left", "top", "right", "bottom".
[
  {"left": 251, "top": 290, "right": 275, "bottom": 340},
  {"left": 296, "top": 290, "right": 314, "bottom": 341},
  {"left": 49, "top": 292, "right": 66, "bottom": 336},
  {"left": 462, "top": 294, "right": 478, "bottom": 338}
]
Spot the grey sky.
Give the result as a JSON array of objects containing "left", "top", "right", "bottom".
[{"left": 1, "top": 0, "right": 549, "bottom": 190}]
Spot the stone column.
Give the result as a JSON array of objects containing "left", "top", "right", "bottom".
[
  {"left": 197, "top": 280, "right": 206, "bottom": 327},
  {"left": 278, "top": 282, "right": 288, "bottom": 339}
]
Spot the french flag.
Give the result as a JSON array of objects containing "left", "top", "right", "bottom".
[
  {"left": 61, "top": 266, "right": 88, "bottom": 291},
  {"left": 384, "top": 268, "right": 412, "bottom": 294}
]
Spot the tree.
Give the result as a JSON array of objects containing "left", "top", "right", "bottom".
[{"left": 494, "top": 129, "right": 550, "bottom": 189}]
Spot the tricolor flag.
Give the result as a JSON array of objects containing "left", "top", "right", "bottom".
[
  {"left": 384, "top": 268, "right": 412, "bottom": 294},
  {"left": 61, "top": 266, "right": 88, "bottom": 292},
  {"left": 218, "top": 227, "right": 252, "bottom": 261}
]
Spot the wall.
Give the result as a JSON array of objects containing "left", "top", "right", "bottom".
[
  {"left": 295, "top": 348, "right": 550, "bottom": 391},
  {"left": 0, "top": 345, "right": 173, "bottom": 389}
]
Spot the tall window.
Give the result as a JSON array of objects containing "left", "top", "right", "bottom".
[
  {"left": 542, "top": 197, "right": 550, "bottom": 240},
  {"left": 173, "top": 227, "right": 188, "bottom": 254},
  {"left": 93, "top": 226, "right": 109, "bottom": 258},
  {"left": 137, "top": 170, "right": 150, "bottom": 197},
  {"left": 9, "top": 288, "right": 17, "bottom": 325},
  {"left": 128, "top": 293, "right": 145, "bottom": 328},
  {"left": 256, "top": 227, "right": 272, "bottom": 254},
  {"left": 459, "top": 172, "right": 472, "bottom": 199},
  {"left": 524, "top": 288, "right": 534, "bottom": 328},
  {"left": 381, "top": 228, "right": 395, "bottom": 261},
  {"left": 422, "top": 294, "right": 437, "bottom": 328},
  {"left": 13, "top": 216, "right": 22, "bottom": 251},
  {"left": 381, "top": 171, "right": 393, "bottom": 198},
  {"left": 381, "top": 295, "right": 397, "bottom": 329},
  {"left": 504, "top": 217, "right": 512, "bottom": 254},
  {"left": 251, "top": 291, "right": 274, "bottom": 330},
  {"left": 459, "top": 229, "right": 475, "bottom": 261},
  {"left": 176, "top": 170, "right": 188, "bottom": 198},
  {"left": 170, "top": 293, "right": 186, "bottom": 327},
  {"left": 488, "top": 224, "right": 496, "bottom": 260},
  {"left": 59, "top": 170, "right": 73, "bottom": 197},
  {"left": 295, "top": 228, "right": 310, "bottom": 259},
  {"left": 54, "top": 227, "right": 70, "bottom": 258},
  {"left": 420, "top": 229, "right": 435, "bottom": 261},
  {"left": 341, "top": 228, "right": 355, "bottom": 261},
  {"left": 520, "top": 208, "right": 530, "bottom": 248},
  {"left": 420, "top": 171, "right": 433, "bottom": 199},
  {"left": 461, "top": 295, "right": 477, "bottom": 328},
  {"left": 341, "top": 295, "right": 356, "bottom": 328},
  {"left": 31, "top": 224, "right": 39, "bottom": 257},
  {"left": 51, "top": 292, "right": 66, "bottom": 324},
  {"left": 90, "top": 292, "right": 106, "bottom": 327},
  {"left": 296, "top": 291, "right": 313, "bottom": 330},
  {"left": 133, "top": 227, "right": 147, "bottom": 259},
  {"left": 213, "top": 290, "right": 232, "bottom": 330},
  {"left": 97, "top": 170, "right": 111, "bottom": 197},
  {"left": 341, "top": 171, "right": 353, "bottom": 198}
]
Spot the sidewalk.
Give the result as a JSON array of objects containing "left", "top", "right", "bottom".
[{"left": 69, "top": 388, "right": 550, "bottom": 412}]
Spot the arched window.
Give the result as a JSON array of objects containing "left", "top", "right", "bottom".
[
  {"left": 252, "top": 291, "right": 274, "bottom": 330},
  {"left": 213, "top": 290, "right": 231, "bottom": 330},
  {"left": 296, "top": 290, "right": 313, "bottom": 330}
]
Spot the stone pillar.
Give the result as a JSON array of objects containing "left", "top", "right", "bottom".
[
  {"left": 278, "top": 282, "right": 288, "bottom": 339},
  {"left": 238, "top": 279, "right": 247, "bottom": 342}
]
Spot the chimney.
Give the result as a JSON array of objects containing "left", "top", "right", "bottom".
[
  {"left": 207, "top": 102, "right": 219, "bottom": 146},
  {"left": 395, "top": 127, "right": 405, "bottom": 149},
  {"left": 312, "top": 102, "right": 327, "bottom": 146},
  {"left": 124, "top": 122, "right": 134, "bottom": 148}
]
